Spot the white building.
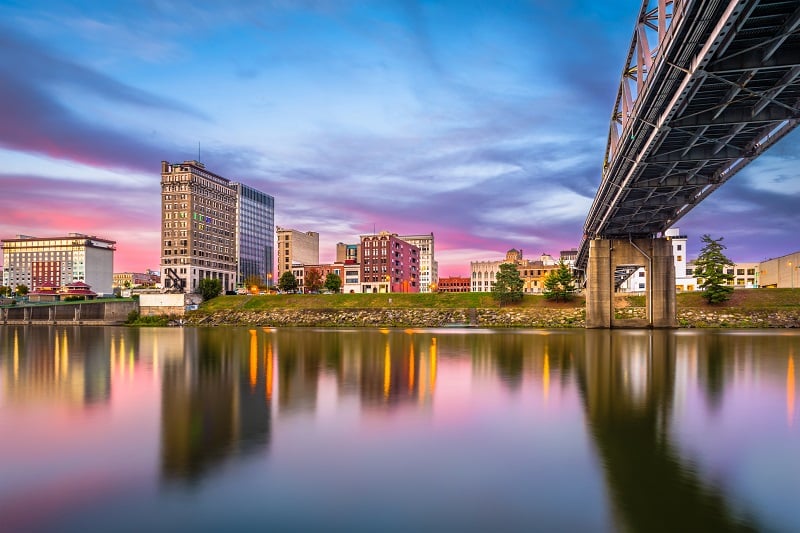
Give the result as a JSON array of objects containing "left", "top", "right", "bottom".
[
  {"left": 2, "top": 233, "right": 115, "bottom": 295},
  {"left": 399, "top": 233, "right": 436, "bottom": 293},
  {"left": 470, "top": 259, "right": 503, "bottom": 292}
]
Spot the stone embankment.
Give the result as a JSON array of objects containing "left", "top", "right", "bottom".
[
  {"left": 188, "top": 307, "right": 587, "bottom": 328},
  {"left": 186, "top": 306, "right": 800, "bottom": 328}
]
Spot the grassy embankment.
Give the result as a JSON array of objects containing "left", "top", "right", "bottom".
[
  {"left": 198, "top": 292, "right": 586, "bottom": 312},
  {"left": 197, "top": 288, "right": 799, "bottom": 312}
]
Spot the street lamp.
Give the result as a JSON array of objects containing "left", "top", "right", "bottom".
[{"left": 790, "top": 261, "right": 794, "bottom": 289}]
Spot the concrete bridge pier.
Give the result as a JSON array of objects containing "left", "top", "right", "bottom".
[{"left": 586, "top": 238, "right": 677, "bottom": 328}]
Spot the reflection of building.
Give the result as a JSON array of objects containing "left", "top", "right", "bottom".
[
  {"left": 234, "top": 183, "right": 275, "bottom": 287},
  {"left": 160, "top": 328, "right": 271, "bottom": 483},
  {"left": 358, "top": 333, "right": 437, "bottom": 409},
  {"left": 0, "top": 326, "right": 111, "bottom": 406},
  {"left": 2, "top": 233, "right": 115, "bottom": 295},
  {"left": 277, "top": 227, "right": 320, "bottom": 281}
]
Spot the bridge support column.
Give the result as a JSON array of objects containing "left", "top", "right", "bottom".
[{"left": 586, "top": 238, "right": 677, "bottom": 329}]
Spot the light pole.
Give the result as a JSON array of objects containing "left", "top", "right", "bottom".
[{"left": 790, "top": 261, "right": 794, "bottom": 289}]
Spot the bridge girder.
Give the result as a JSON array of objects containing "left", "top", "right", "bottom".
[{"left": 577, "top": 0, "right": 800, "bottom": 271}]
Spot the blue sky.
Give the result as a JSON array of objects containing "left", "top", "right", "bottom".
[{"left": 1, "top": 0, "right": 798, "bottom": 275}]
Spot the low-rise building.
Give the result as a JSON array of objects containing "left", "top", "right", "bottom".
[
  {"left": 759, "top": 252, "right": 799, "bottom": 288},
  {"left": 471, "top": 249, "right": 560, "bottom": 294},
  {"left": 437, "top": 276, "right": 470, "bottom": 292},
  {"left": 360, "top": 232, "right": 420, "bottom": 293},
  {"left": 113, "top": 270, "right": 160, "bottom": 288}
]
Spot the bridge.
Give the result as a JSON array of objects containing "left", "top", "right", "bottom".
[{"left": 577, "top": 0, "right": 800, "bottom": 327}]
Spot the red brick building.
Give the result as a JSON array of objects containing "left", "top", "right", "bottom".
[
  {"left": 359, "top": 232, "right": 420, "bottom": 293},
  {"left": 437, "top": 276, "right": 470, "bottom": 292}
]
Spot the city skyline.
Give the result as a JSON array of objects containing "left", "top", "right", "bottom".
[{"left": 1, "top": 1, "right": 798, "bottom": 277}]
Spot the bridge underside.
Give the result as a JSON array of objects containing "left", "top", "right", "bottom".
[
  {"left": 577, "top": 0, "right": 800, "bottom": 328},
  {"left": 578, "top": 0, "right": 800, "bottom": 272},
  {"left": 587, "top": 238, "right": 677, "bottom": 329}
]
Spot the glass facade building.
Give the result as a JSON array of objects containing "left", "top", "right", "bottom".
[{"left": 234, "top": 183, "right": 275, "bottom": 287}]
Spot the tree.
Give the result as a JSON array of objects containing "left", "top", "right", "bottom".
[
  {"left": 543, "top": 261, "right": 576, "bottom": 302},
  {"left": 0, "top": 285, "right": 10, "bottom": 297},
  {"left": 15, "top": 284, "right": 29, "bottom": 296},
  {"left": 197, "top": 278, "right": 222, "bottom": 301},
  {"left": 324, "top": 272, "right": 342, "bottom": 293},
  {"left": 492, "top": 263, "right": 524, "bottom": 305},
  {"left": 694, "top": 234, "right": 734, "bottom": 304},
  {"left": 244, "top": 274, "right": 264, "bottom": 293},
  {"left": 304, "top": 268, "right": 323, "bottom": 293},
  {"left": 278, "top": 271, "right": 299, "bottom": 293}
]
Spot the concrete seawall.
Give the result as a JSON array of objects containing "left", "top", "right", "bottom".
[{"left": 1, "top": 301, "right": 137, "bottom": 325}]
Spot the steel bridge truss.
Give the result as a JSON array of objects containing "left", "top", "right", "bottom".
[{"left": 577, "top": 0, "right": 800, "bottom": 270}]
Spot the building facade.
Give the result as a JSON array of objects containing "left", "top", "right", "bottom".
[
  {"left": 234, "top": 183, "right": 275, "bottom": 287},
  {"left": 471, "top": 249, "right": 559, "bottom": 294},
  {"left": 758, "top": 252, "right": 799, "bottom": 288},
  {"left": 359, "top": 232, "right": 420, "bottom": 293},
  {"left": 437, "top": 276, "right": 470, "bottom": 292},
  {"left": 277, "top": 227, "right": 320, "bottom": 280},
  {"left": 113, "top": 270, "right": 160, "bottom": 288},
  {"left": 399, "top": 233, "right": 435, "bottom": 293},
  {"left": 336, "top": 242, "right": 361, "bottom": 264},
  {"left": 160, "top": 160, "right": 237, "bottom": 293},
  {"left": 2, "top": 234, "right": 115, "bottom": 295}
]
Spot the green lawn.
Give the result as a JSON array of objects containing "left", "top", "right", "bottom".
[
  {"left": 197, "top": 288, "right": 800, "bottom": 313},
  {"left": 199, "top": 292, "right": 586, "bottom": 311}
]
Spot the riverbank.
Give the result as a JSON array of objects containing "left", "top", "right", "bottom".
[{"left": 184, "top": 290, "right": 800, "bottom": 328}]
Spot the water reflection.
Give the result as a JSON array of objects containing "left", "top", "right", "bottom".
[{"left": 0, "top": 326, "right": 798, "bottom": 531}]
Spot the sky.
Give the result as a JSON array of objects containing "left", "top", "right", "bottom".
[{"left": 1, "top": 0, "right": 798, "bottom": 277}]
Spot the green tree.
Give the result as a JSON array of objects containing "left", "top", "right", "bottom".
[
  {"left": 243, "top": 274, "right": 264, "bottom": 293},
  {"left": 0, "top": 285, "right": 10, "bottom": 297},
  {"left": 694, "top": 234, "right": 734, "bottom": 304},
  {"left": 15, "top": 284, "right": 29, "bottom": 296},
  {"left": 492, "top": 262, "right": 524, "bottom": 305},
  {"left": 197, "top": 278, "right": 222, "bottom": 301},
  {"left": 304, "top": 268, "right": 323, "bottom": 293},
  {"left": 324, "top": 272, "right": 342, "bottom": 293},
  {"left": 543, "top": 261, "right": 576, "bottom": 302},
  {"left": 278, "top": 271, "right": 299, "bottom": 293}
]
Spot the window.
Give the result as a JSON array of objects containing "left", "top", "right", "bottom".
[
  {"left": 677, "top": 255, "right": 682, "bottom": 261},
  {"left": 677, "top": 244, "right": 682, "bottom": 251}
]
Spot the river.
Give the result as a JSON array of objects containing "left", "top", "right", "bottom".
[{"left": 1, "top": 326, "right": 798, "bottom": 532}]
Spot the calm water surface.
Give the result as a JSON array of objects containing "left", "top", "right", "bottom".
[{"left": 1, "top": 326, "right": 798, "bottom": 532}]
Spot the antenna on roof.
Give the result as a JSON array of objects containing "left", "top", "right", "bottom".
[{"left": 198, "top": 142, "right": 201, "bottom": 163}]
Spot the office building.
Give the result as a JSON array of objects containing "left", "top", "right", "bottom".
[
  {"left": 160, "top": 160, "right": 238, "bottom": 293},
  {"left": 399, "top": 233, "right": 436, "bottom": 293},
  {"left": 359, "top": 231, "right": 419, "bottom": 293},
  {"left": 277, "top": 227, "right": 319, "bottom": 280},
  {"left": 234, "top": 183, "right": 275, "bottom": 287},
  {"left": 2, "top": 233, "right": 115, "bottom": 295}
]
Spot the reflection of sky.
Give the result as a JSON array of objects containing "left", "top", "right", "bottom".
[
  {"left": 1, "top": 1, "right": 798, "bottom": 275},
  {"left": 0, "top": 328, "right": 799, "bottom": 530}
]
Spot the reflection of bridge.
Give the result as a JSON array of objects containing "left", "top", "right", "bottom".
[{"left": 577, "top": 0, "right": 800, "bottom": 327}]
